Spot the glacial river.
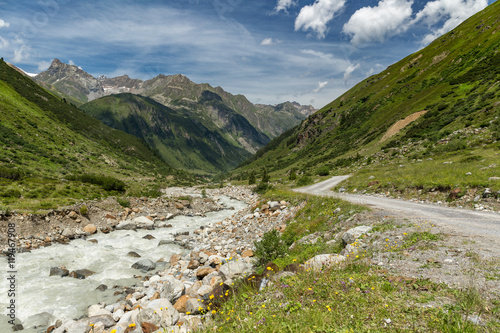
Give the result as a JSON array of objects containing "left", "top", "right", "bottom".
[{"left": 0, "top": 195, "right": 247, "bottom": 332}]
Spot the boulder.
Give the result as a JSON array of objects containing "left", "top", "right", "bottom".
[
  {"left": 173, "top": 295, "right": 190, "bottom": 313},
  {"left": 186, "top": 298, "right": 205, "bottom": 315},
  {"left": 219, "top": 260, "right": 252, "bottom": 280},
  {"left": 132, "top": 259, "right": 156, "bottom": 272},
  {"left": 127, "top": 251, "right": 141, "bottom": 258},
  {"left": 83, "top": 224, "right": 97, "bottom": 234},
  {"left": 303, "top": 254, "right": 346, "bottom": 271},
  {"left": 87, "top": 304, "right": 112, "bottom": 317},
  {"left": 49, "top": 266, "right": 69, "bottom": 277},
  {"left": 342, "top": 226, "right": 372, "bottom": 245},
  {"left": 241, "top": 250, "right": 254, "bottom": 257},
  {"left": 483, "top": 188, "right": 493, "bottom": 198},
  {"left": 143, "top": 234, "right": 156, "bottom": 240},
  {"left": 133, "top": 216, "right": 154, "bottom": 228},
  {"left": 23, "top": 312, "right": 56, "bottom": 330},
  {"left": 69, "top": 269, "right": 95, "bottom": 279},
  {"left": 196, "top": 267, "right": 215, "bottom": 279},
  {"left": 145, "top": 299, "right": 179, "bottom": 326},
  {"left": 160, "top": 275, "right": 185, "bottom": 302},
  {"left": 115, "top": 220, "right": 136, "bottom": 230},
  {"left": 95, "top": 284, "right": 108, "bottom": 292}
]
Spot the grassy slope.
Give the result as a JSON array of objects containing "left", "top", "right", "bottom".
[
  {"left": 79, "top": 93, "right": 252, "bottom": 174},
  {"left": 0, "top": 60, "right": 189, "bottom": 212},
  {"left": 232, "top": 1, "right": 500, "bottom": 199}
]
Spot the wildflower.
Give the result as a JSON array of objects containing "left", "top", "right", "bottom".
[
  {"left": 186, "top": 312, "right": 191, "bottom": 315},
  {"left": 110, "top": 330, "right": 117, "bottom": 333},
  {"left": 89, "top": 324, "right": 94, "bottom": 327},
  {"left": 129, "top": 323, "right": 136, "bottom": 327}
]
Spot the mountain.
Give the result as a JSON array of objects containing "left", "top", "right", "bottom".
[
  {"left": 235, "top": 1, "right": 500, "bottom": 190},
  {"left": 79, "top": 93, "right": 253, "bottom": 173},
  {"left": 0, "top": 59, "right": 186, "bottom": 211},
  {"left": 35, "top": 61, "right": 315, "bottom": 173},
  {"left": 35, "top": 62, "right": 315, "bottom": 139}
]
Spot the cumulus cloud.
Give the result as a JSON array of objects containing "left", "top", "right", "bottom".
[
  {"left": 313, "top": 80, "right": 329, "bottom": 92},
  {"left": 343, "top": 63, "right": 360, "bottom": 83},
  {"left": 260, "top": 38, "right": 281, "bottom": 46},
  {"left": 0, "top": 19, "right": 10, "bottom": 29},
  {"left": 343, "top": 0, "right": 413, "bottom": 45},
  {"left": 274, "top": 0, "right": 297, "bottom": 13},
  {"left": 295, "top": 0, "right": 346, "bottom": 39},
  {"left": 413, "top": 0, "right": 487, "bottom": 45}
]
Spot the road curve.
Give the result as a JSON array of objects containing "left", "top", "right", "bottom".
[{"left": 294, "top": 176, "right": 500, "bottom": 238}]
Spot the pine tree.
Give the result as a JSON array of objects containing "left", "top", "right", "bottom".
[{"left": 248, "top": 171, "right": 256, "bottom": 185}]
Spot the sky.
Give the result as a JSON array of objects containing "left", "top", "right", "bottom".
[{"left": 0, "top": 0, "right": 496, "bottom": 108}]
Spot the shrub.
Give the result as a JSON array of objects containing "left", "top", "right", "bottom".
[
  {"left": 296, "top": 175, "right": 313, "bottom": 186},
  {"left": 289, "top": 168, "right": 297, "bottom": 181},
  {"left": 253, "top": 182, "right": 273, "bottom": 194},
  {"left": 79, "top": 205, "right": 88, "bottom": 215},
  {"left": 68, "top": 173, "right": 126, "bottom": 192},
  {"left": 317, "top": 166, "right": 330, "bottom": 176},
  {"left": 117, "top": 197, "right": 131, "bottom": 208},
  {"left": 253, "top": 229, "right": 287, "bottom": 266},
  {"left": 0, "top": 166, "right": 24, "bottom": 180},
  {"left": 0, "top": 188, "right": 21, "bottom": 198}
]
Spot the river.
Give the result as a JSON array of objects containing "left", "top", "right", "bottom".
[{"left": 0, "top": 195, "right": 247, "bottom": 332}]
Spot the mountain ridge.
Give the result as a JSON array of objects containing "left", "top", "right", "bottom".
[{"left": 35, "top": 60, "right": 316, "bottom": 139}]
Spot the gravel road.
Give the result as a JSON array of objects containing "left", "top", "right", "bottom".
[{"left": 295, "top": 176, "right": 500, "bottom": 239}]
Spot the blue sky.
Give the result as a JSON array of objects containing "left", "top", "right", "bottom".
[{"left": 0, "top": 0, "right": 496, "bottom": 108}]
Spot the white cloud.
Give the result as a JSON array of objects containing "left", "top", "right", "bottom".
[
  {"left": 274, "top": 0, "right": 297, "bottom": 13},
  {"left": 0, "top": 36, "right": 9, "bottom": 49},
  {"left": 0, "top": 19, "right": 10, "bottom": 29},
  {"left": 343, "top": 0, "right": 413, "bottom": 45},
  {"left": 13, "top": 44, "right": 30, "bottom": 62},
  {"left": 260, "top": 38, "right": 281, "bottom": 46},
  {"left": 413, "top": 0, "right": 488, "bottom": 45},
  {"left": 313, "top": 80, "right": 329, "bottom": 92},
  {"left": 343, "top": 63, "right": 360, "bottom": 83},
  {"left": 295, "top": 0, "right": 346, "bottom": 39},
  {"left": 37, "top": 60, "right": 51, "bottom": 71}
]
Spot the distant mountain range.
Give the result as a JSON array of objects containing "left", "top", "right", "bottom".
[{"left": 35, "top": 60, "right": 315, "bottom": 173}]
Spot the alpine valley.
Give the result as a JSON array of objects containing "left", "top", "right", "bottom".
[{"left": 35, "top": 60, "right": 315, "bottom": 173}]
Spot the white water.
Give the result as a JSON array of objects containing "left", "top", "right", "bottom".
[{"left": 0, "top": 195, "right": 246, "bottom": 331}]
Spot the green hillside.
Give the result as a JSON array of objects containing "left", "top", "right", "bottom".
[
  {"left": 80, "top": 93, "right": 252, "bottom": 174},
  {"left": 0, "top": 60, "right": 186, "bottom": 212},
  {"left": 233, "top": 1, "right": 500, "bottom": 201}
]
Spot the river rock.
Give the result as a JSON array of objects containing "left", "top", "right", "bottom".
[
  {"left": 23, "top": 312, "right": 56, "bottom": 329},
  {"left": 88, "top": 304, "right": 112, "bottom": 317},
  {"left": 133, "top": 216, "right": 154, "bottom": 228},
  {"left": 196, "top": 267, "right": 215, "bottom": 279},
  {"left": 95, "top": 284, "right": 108, "bottom": 291},
  {"left": 69, "top": 269, "right": 95, "bottom": 279},
  {"left": 186, "top": 298, "right": 205, "bottom": 315},
  {"left": 219, "top": 260, "right": 252, "bottom": 280},
  {"left": 115, "top": 220, "right": 136, "bottom": 230},
  {"left": 83, "top": 224, "right": 97, "bottom": 234},
  {"left": 112, "top": 309, "right": 124, "bottom": 321},
  {"left": 173, "top": 295, "right": 190, "bottom": 313},
  {"left": 342, "top": 226, "right": 372, "bottom": 245},
  {"left": 196, "top": 284, "right": 213, "bottom": 297},
  {"left": 132, "top": 259, "right": 156, "bottom": 271},
  {"left": 127, "top": 251, "right": 141, "bottom": 258},
  {"left": 141, "top": 322, "right": 159, "bottom": 333},
  {"left": 303, "top": 254, "right": 346, "bottom": 271},
  {"left": 146, "top": 298, "right": 180, "bottom": 326},
  {"left": 483, "top": 188, "right": 493, "bottom": 198},
  {"left": 143, "top": 234, "right": 156, "bottom": 240},
  {"left": 49, "top": 266, "right": 69, "bottom": 277},
  {"left": 160, "top": 275, "right": 185, "bottom": 302}
]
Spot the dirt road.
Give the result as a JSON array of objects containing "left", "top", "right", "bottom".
[{"left": 295, "top": 176, "right": 500, "bottom": 238}]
